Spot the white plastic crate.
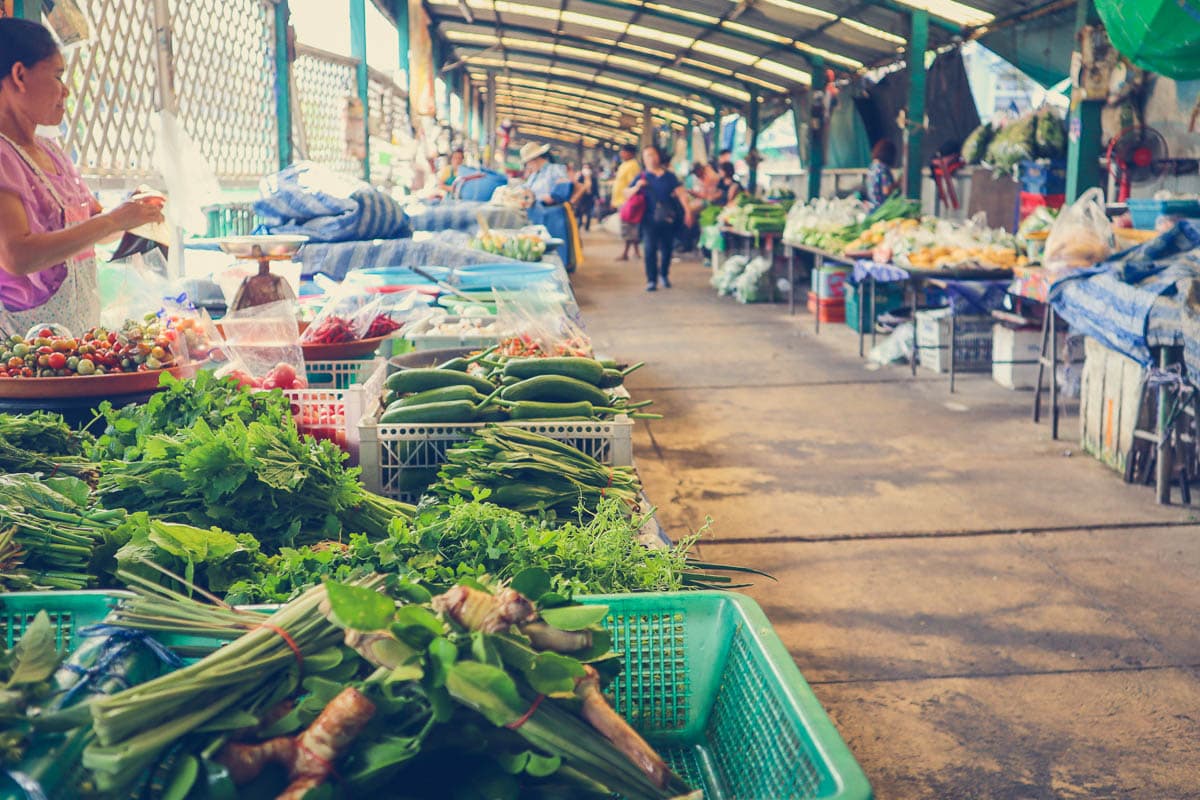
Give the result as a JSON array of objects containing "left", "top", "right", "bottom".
[
  {"left": 305, "top": 357, "right": 379, "bottom": 390},
  {"left": 916, "top": 309, "right": 993, "bottom": 373},
  {"left": 403, "top": 316, "right": 502, "bottom": 352},
  {"left": 284, "top": 359, "right": 386, "bottom": 464},
  {"left": 359, "top": 401, "right": 634, "bottom": 502}
]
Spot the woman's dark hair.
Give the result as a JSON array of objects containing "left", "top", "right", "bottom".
[
  {"left": 450, "top": 147, "right": 464, "bottom": 158},
  {"left": 642, "top": 144, "right": 666, "bottom": 165},
  {"left": 690, "top": 161, "right": 709, "bottom": 177},
  {"left": 718, "top": 162, "right": 736, "bottom": 179},
  {"left": 619, "top": 143, "right": 637, "bottom": 156},
  {"left": 872, "top": 139, "right": 897, "bottom": 167},
  {"left": 0, "top": 19, "right": 59, "bottom": 81}
]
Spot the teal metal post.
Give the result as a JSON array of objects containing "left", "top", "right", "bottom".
[
  {"left": 685, "top": 123, "right": 693, "bottom": 164},
  {"left": 349, "top": 0, "right": 370, "bottom": 181},
  {"left": 807, "top": 59, "right": 825, "bottom": 201},
  {"left": 904, "top": 9, "right": 928, "bottom": 200},
  {"left": 747, "top": 92, "right": 760, "bottom": 194},
  {"left": 273, "top": 0, "right": 293, "bottom": 169},
  {"left": 1066, "top": 0, "right": 1103, "bottom": 201},
  {"left": 12, "top": 0, "right": 34, "bottom": 19},
  {"left": 395, "top": 0, "right": 409, "bottom": 123}
]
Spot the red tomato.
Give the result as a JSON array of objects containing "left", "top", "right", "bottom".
[
  {"left": 266, "top": 362, "right": 297, "bottom": 390},
  {"left": 47, "top": 352, "right": 66, "bottom": 370}
]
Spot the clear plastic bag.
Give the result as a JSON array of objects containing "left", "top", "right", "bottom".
[
  {"left": 98, "top": 253, "right": 172, "bottom": 330},
  {"left": 158, "top": 295, "right": 224, "bottom": 367},
  {"left": 494, "top": 287, "right": 592, "bottom": 357},
  {"left": 301, "top": 283, "right": 432, "bottom": 344},
  {"left": 1043, "top": 187, "right": 1114, "bottom": 277},
  {"left": 216, "top": 300, "right": 307, "bottom": 390}
]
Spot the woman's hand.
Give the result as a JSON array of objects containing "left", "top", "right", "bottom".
[{"left": 105, "top": 197, "right": 165, "bottom": 233}]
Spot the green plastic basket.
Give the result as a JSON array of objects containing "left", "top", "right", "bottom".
[
  {"left": 1, "top": 591, "right": 871, "bottom": 800},
  {"left": 581, "top": 591, "right": 872, "bottom": 800}
]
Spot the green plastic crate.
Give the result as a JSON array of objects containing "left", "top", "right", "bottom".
[
  {"left": 581, "top": 592, "right": 872, "bottom": 800},
  {"left": 2, "top": 591, "right": 871, "bottom": 800},
  {"left": 845, "top": 281, "right": 905, "bottom": 334}
]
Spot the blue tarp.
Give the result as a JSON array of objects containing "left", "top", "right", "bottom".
[
  {"left": 294, "top": 239, "right": 522, "bottom": 281},
  {"left": 255, "top": 163, "right": 409, "bottom": 243},
  {"left": 408, "top": 201, "right": 528, "bottom": 234},
  {"left": 1049, "top": 221, "right": 1200, "bottom": 367}
]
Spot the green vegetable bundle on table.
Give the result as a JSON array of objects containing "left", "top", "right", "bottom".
[
  {"left": 17, "top": 576, "right": 699, "bottom": 800},
  {"left": 380, "top": 349, "right": 656, "bottom": 425}
]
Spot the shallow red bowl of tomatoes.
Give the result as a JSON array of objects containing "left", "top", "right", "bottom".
[{"left": 0, "top": 362, "right": 202, "bottom": 400}]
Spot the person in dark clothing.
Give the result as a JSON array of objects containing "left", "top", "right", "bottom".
[
  {"left": 715, "top": 162, "right": 744, "bottom": 207},
  {"left": 629, "top": 145, "right": 694, "bottom": 292}
]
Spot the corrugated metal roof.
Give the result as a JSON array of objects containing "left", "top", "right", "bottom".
[{"left": 424, "top": 0, "right": 1068, "bottom": 145}]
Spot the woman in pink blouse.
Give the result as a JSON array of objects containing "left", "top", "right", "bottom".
[{"left": 0, "top": 19, "right": 163, "bottom": 333}]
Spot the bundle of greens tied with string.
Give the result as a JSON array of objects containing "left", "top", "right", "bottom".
[{"left": 19, "top": 571, "right": 703, "bottom": 799}]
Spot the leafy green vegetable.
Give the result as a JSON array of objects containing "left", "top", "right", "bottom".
[
  {"left": 97, "top": 417, "right": 412, "bottom": 553},
  {"left": 112, "top": 512, "right": 262, "bottom": 593},
  {"left": 90, "top": 371, "right": 290, "bottom": 461},
  {"left": 226, "top": 495, "right": 760, "bottom": 604},
  {"left": 0, "top": 411, "right": 90, "bottom": 456}
]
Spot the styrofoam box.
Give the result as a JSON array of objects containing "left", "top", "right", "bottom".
[{"left": 992, "top": 325, "right": 1084, "bottom": 390}]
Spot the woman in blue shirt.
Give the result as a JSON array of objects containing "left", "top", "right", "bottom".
[
  {"left": 866, "top": 139, "right": 897, "bottom": 211},
  {"left": 629, "top": 146, "right": 694, "bottom": 291}
]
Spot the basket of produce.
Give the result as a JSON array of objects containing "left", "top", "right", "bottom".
[
  {"left": 284, "top": 358, "right": 387, "bottom": 457},
  {"left": 470, "top": 231, "right": 548, "bottom": 261},
  {"left": 362, "top": 349, "right": 648, "bottom": 501},
  {"left": 0, "top": 582, "right": 869, "bottom": 800}
]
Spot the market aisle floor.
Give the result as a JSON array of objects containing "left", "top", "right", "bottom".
[{"left": 570, "top": 229, "right": 1200, "bottom": 800}]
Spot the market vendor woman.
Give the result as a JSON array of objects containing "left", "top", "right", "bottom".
[{"left": 0, "top": 19, "right": 163, "bottom": 334}]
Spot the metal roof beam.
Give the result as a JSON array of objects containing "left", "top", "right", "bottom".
[
  {"left": 434, "top": 18, "right": 754, "bottom": 102},
  {"left": 451, "top": 43, "right": 727, "bottom": 109},
  {"left": 490, "top": 90, "right": 676, "bottom": 127},
  {"left": 474, "top": 68, "right": 705, "bottom": 121},
  {"left": 862, "top": 1, "right": 965, "bottom": 34},
  {"left": 578, "top": 0, "right": 815, "bottom": 69}
]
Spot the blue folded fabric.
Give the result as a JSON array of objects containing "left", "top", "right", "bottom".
[{"left": 254, "top": 163, "right": 410, "bottom": 243}]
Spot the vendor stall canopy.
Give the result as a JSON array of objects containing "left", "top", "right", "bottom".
[{"left": 423, "top": 0, "right": 1071, "bottom": 146}]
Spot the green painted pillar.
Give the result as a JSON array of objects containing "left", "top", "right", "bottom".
[
  {"left": 1066, "top": 0, "right": 1104, "bottom": 201},
  {"left": 904, "top": 9, "right": 928, "bottom": 200},
  {"left": 349, "top": 0, "right": 370, "bottom": 181},
  {"left": 435, "top": 41, "right": 450, "bottom": 125},
  {"left": 395, "top": 0, "right": 409, "bottom": 129},
  {"left": 273, "top": 0, "right": 293, "bottom": 169},
  {"left": 747, "top": 91, "right": 760, "bottom": 194},
  {"left": 13, "top": 0, "right": 38, "bottom": 20},
  {"left": 685, "top": 123, "right": 694, "bottom": 164},
  {"left": 711, "top": 97, "right": 722, "bottom": 159},
  {"left": 807, "top": 58, "right": 825, "bottom": 201}
]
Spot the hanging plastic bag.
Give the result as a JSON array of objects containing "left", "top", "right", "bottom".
[
  {"left": 98, "top": 252, "right": 172, "bottom": 330},
  {"left": 1043, "top": 187, "right": 1114, "bottom": 278},
  {"left": 217, "top": 300, "right": 307, "bottom": 390}
]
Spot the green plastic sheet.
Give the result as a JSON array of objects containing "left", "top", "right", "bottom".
[{"left": 1096, "top": 0, "right": 1200, "bottom": 80}]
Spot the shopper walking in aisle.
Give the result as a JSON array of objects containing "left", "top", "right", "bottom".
[
  {"left": 866, "top": 139, "right": 897, "bottom": 211},
  {"left": 629, "top": 145, "right": 693, "bottom": 292},
  {"left": 611, "top": 144, "right": 641, "bottom": 261}
]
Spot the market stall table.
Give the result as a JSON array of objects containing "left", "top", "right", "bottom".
[
  {"left": 781, "top": 241, "right": 858, "bottom": 326},
  {"left": 853, "top": 260, "right": 1014, "bottom": 391}
]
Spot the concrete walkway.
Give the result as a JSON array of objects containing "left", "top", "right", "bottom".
[{"left": 571, "top": 230, "right": 1200, "bottom": 800}]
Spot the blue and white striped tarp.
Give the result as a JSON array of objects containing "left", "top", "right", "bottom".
[
  {"left": 254, "top": 162, "right": 410, "bottom": 243},
  {"left": 1049, "top": 221, "right": 1200, "bottom": 367},
  {"left": 293, "top": 239, "right": 523, "bottom": 282},
  {"left": 407, "top": 201, "right": 528, "bottom": 234}
]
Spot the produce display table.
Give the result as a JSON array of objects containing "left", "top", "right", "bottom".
[
  {"left": 853, "top": 260, "right": 1014, "bottom": 391},
  {"left": 781, "top": 241, "right": 856, "bottom": 322}
]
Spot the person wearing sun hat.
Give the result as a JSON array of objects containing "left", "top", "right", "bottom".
[
  {"left": 518, "top": 141, "right": 582, "bottom": 271},
  {"left": 519, "top": 142, "right": 568, "bottom": 205}
]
